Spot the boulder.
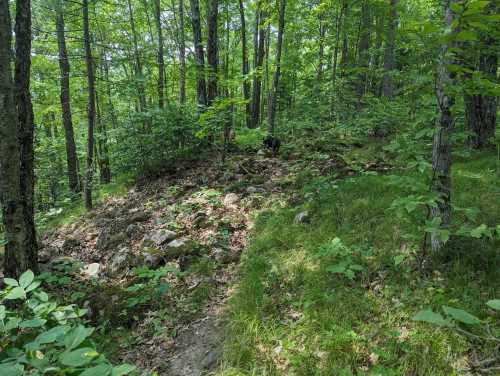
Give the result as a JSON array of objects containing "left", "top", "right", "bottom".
[
  {"left": 143, "top": 229, "right": 177, "bottom": 247},
  {"left": 192, "top": 211, "right": 208, "bottom": 228},
  {"left": 223, "top": 193, "right": 240, "bottom": 208},
  {"left": 165, "top": 237, "right": 195, "bottom": 260},
  {"left": 140, "top": 248, "right": 164, "bottom": 269},
  {"left": 82, "top": 263, "right": 101, "bottom": 278},
  {"left": 212, "top": 247, "right": 238, "bottom": 264},
  {"left": 38, "top": 246, "right": 59, "bottom": 263},
  {"left": 62, "top": 237, "right": 81, "bottom": 252},
  {"left": 294, "top": 211, "right": 311, "bottom": 224},
  {"left": 126, "top": 224, "right": 141, "bottom": 238},
  {"left": 96, "top": 230, "right": 127, "bottom": 250},
  {"left": 123, "top": 211, "right": 151, "bottom": 226},
  {"left": 108, "top": 248, "right": 135, "bottom": 276}
]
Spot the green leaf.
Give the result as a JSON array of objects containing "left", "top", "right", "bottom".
[
  {"left": 59, "top": 347, "right": 98, "bottom": 367},
  {"left": 455, "top": 30, "right": 478, "bottom": 41},
  {"left": 64, "top": 325, "right": 94, "bottom": 350},
  {"left": 0, "top": 364, "right": 24, "bottom": 376},
  {"left": 112, "top": 364, "right": 136, "bottom": 376},
  {"left": 36, "top": 325, "right": 69, "bottom": 344},
  {"left": 450, "top": 2, "right": 463, "bottom": 14},
  {"left": 326, "top": 264, "right": 346, "bottom": 274},
  {"left": 3, "top": 278, "right": 19, "bottom": 287},
  {"left": 394, "top": 254, "right": 406, "bottom": 266},
  {"left": 25, "top": 280, "right": 41, "bottom": 293},
  {"left": 5, "top": 287, "right": 26, "bottom": 300},
  {"left": 80, "top": 364, "right": 112, "bottom": 376},
  {"left": 19, "top": 270, "right": 34, "bottom": 289},
  {"left": 0, "top": 305, "right": 5, "bottom": 320},
  {"left": 442, "top": 306, "right": 481, "bottom": 325},
  {"left": 19, "top": 319, "right": 47, "bottom": 329},
  {"left": 413, "top": 310, "right": 450, "bottom": 326},
  {"left": 486, "top": 300, "right": 500, "bottom": 311}
]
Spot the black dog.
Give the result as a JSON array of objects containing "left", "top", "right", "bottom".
[{"left": 263, "top": 135, "right": 281, "bottom": 157}]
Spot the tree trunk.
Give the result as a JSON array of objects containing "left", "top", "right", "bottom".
[
  {"left": 431, "top": 0, "right": 458, "bottom": 252},
  {"left": 83, "top": 0, "right": 96, "bottom": 210},
  {"left": 268, "top": 0, "right": 286, "bottom": 135},
  {"left": 340, "top": 3, "right": 350, "bottom": 73},
  {"left": 179, "top": 0, "right": 186, "bottom": 104},
  {"left": 206, "top": 0, "right": 218, "bottom": 105},
  {"left": 14, "top": 0, "right": 38, "bottom": 275},
  {"left": 356, "top": 0, "right": 371, "bottom": 99},
  {"left": 0, "top": 0, "right": 38, "bottom": 278},
  {"left": 95, "top": 80, "right": 111, "bottom": 184},
  {"left": 189, "top": 0, "right": 207, "bottom": 107},
  {"left": 238, "top": 0, "right": 251, "bottom": 128},
  {"left": 56, "top": 7, "right": 81, "bottom": 194},
  {"left": 317, "top": 21, "right": 326, "bottom": 82},
  {"left": 250, "top": 6, "right": 266, "bottom": 128},
  {"left": 332, "top": 2, "right": 346, "bottom": 84},
  {"left": 382, "top": 0, "right": 398, "bottom": 97},
  {"left": 154, "top": 0, "right": 166, "bottom": 108},
  {"left": 127, "top": 0, "right": 147, "bottom": 114}
]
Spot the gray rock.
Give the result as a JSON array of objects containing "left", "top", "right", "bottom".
[
  {"left": 38, "top": 246, "right": 58, "bottom": 263},
  {"left": 165, "top": 237, "right": 194, "bottom": 260},
  {"left": 126, "top": 224, "right": 141, "bottom": 238},
  {"left": 223, "top": 193, "right": 240, "bottom": 208},
  {"left": 140, "top": 248, "right": 164, "bottom": 269},
  {"left": 143, "top": 229, "right": 177, "bottom": 247},
  {"left": 294, "top": 211, "right": 310, "bottom": 224},
  {"left": 192, "top": 211, "right": 208, "bottom": 228},
  {"left": 212, "top": 247, "right": 237, "bottom": 264},
  {"left": 82, "top": 263, "right": 101, "bottom": 278},
  {"left": 124, "top": 211, "right": 151, "bottom": 225},
  {"left": 62, "top": 237, "right": 81, "bottom": 252},
  {"left": 96, "top": 230, "right": 127, "bottom": 250},
  {"left": 108, "top": 248, "right": 134, "bottom": 276}
]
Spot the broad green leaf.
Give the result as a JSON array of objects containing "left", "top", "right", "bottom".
[
  {"left": 413, "top": 310, "right": 450, "bottom": 326},
  {"left": 36, "top": 325, "right": 69, "bottom": 344},
  {"left": 442, "top": 306, "right": 481, "bottom": 325},
  {"left": 486, "top": 300, "right": 500, "bottom": 311},
  {"left": 5, "top": 287, "right": 26, "bottom": 300},
  {"left": 80, "top": 364, "right": 112, "bottom": 376},
  {"left": 25, "top": 281, "right": 41, "bottom": 293},
  {"left": 4, "top": 278, "right": 19, "bottom": 287},
  {"left": 326, "top": 264, "right": 346, "bottom": 274},
  {"left": 112, "top": 364, "right": 136, "bottom": 376},
  {"left": 394, "top": 255, "right": 406, "bottom": 266},
  {"left": 19, "top": 270, "right": 34, "bottom": 289},
  {"left": 0, "top": 363, "right": 24, "bottom": 376},
  {"left": 19, "top": 319, "right": 47, "bottom": 329},
  {"left": 450, "top": 2, "right": 463, "bottom": 13},
  {"left": 64, "top": 325, "right": 94, "bottom": 350},
  {"left": 0, "top": 305, "right": 5, "bottom": 320},
  {"left": 59, "top": 348, "right": 98, "bottom": 367}
]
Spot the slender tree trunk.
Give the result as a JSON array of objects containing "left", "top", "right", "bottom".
[
  {"left": 332, "top": 2, "right": 345, "bottom": 84},
  {"left": 431, "top": 0, "right": 458, "bottom": 252},
  {"left": 206, "top": 0, "right": 219, "bottom": 105},
  {"left": 154, "top": 0, "right": 166, "bottom": 108},
  {"left": 251, "top": 6, "right": 266, "bottom": 128},
  {"left": 0, "top": 0, "right": 38, "bottom": 278},
  {"left": 179, "top": 0, "right": 186, "bottom": 104},
  {"left": 127, "top": 0, "right": 147, "bottom": 114},
  {"left": 356, "top": 0, "right": 371, "bottom": 99},
  {"left": 317, "top": 21, "right": 326, "bottom": 82},
  {"left": 238, "top": 0, "right": 251, "bottom": 127},
  {"left": 95, "top": 64, "right": 111, "bottom": 184},
  {"left": 83, "top": 0, "right": 96, "bottom": 210},
  {"left": 14, "top": 0, "right": 38, "bottom": 274},
  {"left": 382, "top": 0, "right": 398, "bottom": 97},
  {"left": 268, "top": 0, "right": 286, "bottom": 135},
  {"left": 189, "top": 0, "right": 207, "bottom": 107},
  {"left": 56, "top": 7, "right": 81, "bottom": 194}
]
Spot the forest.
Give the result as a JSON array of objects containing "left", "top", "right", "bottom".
[{"left": 0, "top": 0, "right": 499, "bottom": 374}]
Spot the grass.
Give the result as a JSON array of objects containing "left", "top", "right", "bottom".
[{"left": 220, "top": 149, "right": 500, "bottom": 375}]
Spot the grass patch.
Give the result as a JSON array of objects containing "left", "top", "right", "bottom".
[{"left": 222, "top": 151, "right": 499, "bottom": 375}]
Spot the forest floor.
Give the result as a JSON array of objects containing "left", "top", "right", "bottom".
[{"left": 33, "top": 135, "right": 500, "bottom": 375}]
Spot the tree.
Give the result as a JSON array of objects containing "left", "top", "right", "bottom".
[
  {"left": 356, "top": 0, "right": 371, "bottom": 99},
  {"left": 268, "top": 0, "right": 286, "bottom": 135},
  {"left": 206, "top": 0, "right": 219, "bottom": 105},
  {"left": 154, "top": 0, "right": 166, "bottom": 108},
  {"left": 83, "top": 0, "right": 96, "bottom": 210},
  {"left": 0, "top": 0, "right": 38, "bottom": 278},
  {"left": 55, "top": 4, "right": 81, "bottom": 194},
  {"left": 430, "top": 0, "right": 458, "bottom": 252},
  {"left": 238, "top": 0, "right": 251, "bottom": 128},
  {"left": 382, "top": 0, "right": 398, "bottom": 97},
  {"left": 127, "top": 0, "right": 147, "bottom": 115},
  {"left": 179, "top": 0, "right": 186, "bottom": 104},
  {"left": 189, "top": 0, "right": 207, "bottom": 107},
  {"left": 251, "top": 3, "right": 267, "bottom": 128}
]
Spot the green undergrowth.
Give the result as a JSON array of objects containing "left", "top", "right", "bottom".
[{"left": 221, "top": 151, "right": 499, "bottom": 375}]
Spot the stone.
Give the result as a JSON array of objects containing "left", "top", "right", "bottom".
[
  {"left": 124, "top": 211, "right": 151, "bottom": 225},
  {"left": 96, "top": 230, "right": 127, "bottom": 250},
  {"left": 165, "top": 237, "right": 195, "bottom": 260},
  {"left": 140, "top": 249, "right": 164, "bottom": 269},
  {"left": 212, "top": 247, "right": 237, "bottom": 264},
  {"left": 223, "top": 193, "right": 240, "bottom": 208},
  {"left": 126, "top": 224, "right": 141, "bottom": 238},
  {"left": 62, "top": 237, "right": 81, "bottom": 252},
  {"left": 38, "top": 246, "right": 58, "bottom": 263},
  {"left": 294, "top": 211, "right": 310, "bottom": 224},
  {"left": 144, "top": 229, "right": 177, "bottom": 247},
  {"left": 108, "top": 248, "right": 134, "bottom": 276},
  {"left": 82, "top": 263, "right": 100, "bottom": 278},
  {"left": 192, "top": 211, "right": 208, "bottom": 228}
]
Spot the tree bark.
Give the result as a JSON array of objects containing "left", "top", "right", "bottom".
[
  {"left": 317, "top": 21, "right": 327, "bottom": 82},
  {"left": 56, "top": 7, "right": 81, "bottom": 194},
  {"left": 127, "top": 0, "right": 147, "bottom": 114},
  {"left": 382, "top": 0, "right": 398, "bottom": 97},
  {"left": 431, "top": 0, "right": 458, "bottom": 252},
  {"left": 189, "top": 0, "right": 207, "bottom": 107},
  {"left": 154, "top": 0, "right": 166, "bottom": 108},
  {"left": 332, "top": 2, "right": 346, "bottom": 84},
  {"left": 0, "top": 0, "right": 38, "bottom": 278},
  {"left": 14, "top": 0, "right": 38, "bottom": 274},
  {"left": 206, "top": 0, "right": 219, "bottom": 105},
  {"left": 356, "top": 0, "right": 371, "bottom": 99},
  {"left": 268, "top": 0, "right": 286, "bottom": 135},
  {"left": 238, "top": 0, "right": 251, "bottom": 128},
  {"left": 179, "top": 0, "right": 186, "bottom": 104},
  {"left": 83, "top": 0, "right": 96, "bottom": 210},
  {"left": 250, "top": 6, "right": 266, "bottom": 128}
]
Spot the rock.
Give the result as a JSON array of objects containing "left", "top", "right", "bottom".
[
  {"left": 82, "top": 263, "right": 101, "bottom": 278},
  {"left": 212, "top": 247, "right": 237, "bottom": 264},
  {"left": 165, "top": 237, "right": 195, "bottom": 260},
  {"left": 94, "top": 218, "right": 112, "bottom": 228},
  {"left": 192, "top": 211, "right": 208, "bottom": 228},
  {"left": 143, "top": 229, "right": 177, "bottom": 247},
  {"left": 62, "top": 237, "right": 81, "bottom": 252},
  {"left": 223, "top": 193, "right": 240, "bottom": 208},
  {"left": 257, "top": 149, "right": 266, "bottom": 157},
  {"left": 126, "top": 224, "right": 141, "bottom": 238},
  {"left": 96, "top": 230, "right": 127, "bottom": 250},
  {"left": 294, "top": 211, "right": 310, "bottom": 224},
  {"left": 140, "top": 248, "right": 164, "bottom": 269},
  {"left": 38, "top": 246, "right": 58, "bottom": 263},
  {"left": 108, "top": 248, "right": 134, "bottom": 276},
  {"left": 124, "top": 211, "right": 151, "bottom": 225}
]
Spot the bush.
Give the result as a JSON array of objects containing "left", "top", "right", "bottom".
[{"left": 0, "top": 270, "right": 135, "bottom": 376}]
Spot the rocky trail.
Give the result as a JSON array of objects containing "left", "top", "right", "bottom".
[{"left": 37, "top": 147, "right": 388, "bottom": 375}]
